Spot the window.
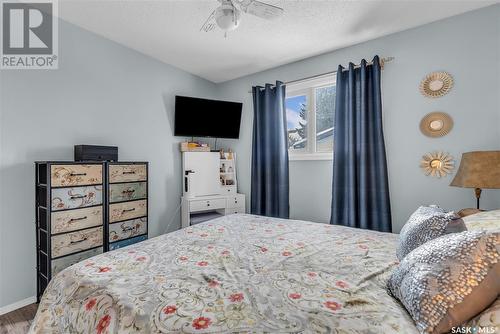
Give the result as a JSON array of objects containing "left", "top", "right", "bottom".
[{"left": 286, "top": 74, "right": 336, "bottom": 160}]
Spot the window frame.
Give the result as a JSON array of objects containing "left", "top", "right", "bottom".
[{"left": 286, "top": 74, "right": 336, "bottom": 161}]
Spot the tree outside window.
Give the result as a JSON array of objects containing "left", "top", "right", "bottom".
[{"left": 285, "top": 75, "right": 336, "bottom": 160}]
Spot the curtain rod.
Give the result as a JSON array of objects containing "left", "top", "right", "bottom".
[{"left": 248, "top": 56, "right": 394, "bottom": 93}]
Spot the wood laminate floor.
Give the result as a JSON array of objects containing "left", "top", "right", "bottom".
[{"left": 0, "top": 304, "right": 38, "bottom": 334}]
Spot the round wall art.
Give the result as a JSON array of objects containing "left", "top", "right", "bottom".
[
  {"left": 420, "top": 112, "right": 454, "bottom": 138},
  {"left": 419, "top": 71, "right": 454, "bottom": 98},
  {"left": 420, "top": 151, "right": 455, "bottom": 178}
]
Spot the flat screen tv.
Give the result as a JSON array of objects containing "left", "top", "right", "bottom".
[{"left": 174, "top": 96, "right": 243, "bottom": 139}]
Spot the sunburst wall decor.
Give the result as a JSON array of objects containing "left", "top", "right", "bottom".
[
  {"left": 419, "top": 72, "right": 454, "bottom": 98},
  {"left": 420, "top": 151, "right": 455, "bottom": 178}
]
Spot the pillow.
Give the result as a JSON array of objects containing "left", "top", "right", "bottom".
[
  {"left": 463, "top": 209, "right": 500, "bottom": 233},
  {"left": 388, "top": 231, "right": 500, "bottom": 334},
  {"left": 397, "top": 206, "right": 466, "bottom": 260}
]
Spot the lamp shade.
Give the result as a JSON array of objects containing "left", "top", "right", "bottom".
[{"left": 450, "top": 151, "right": 500, "bottom": 189}]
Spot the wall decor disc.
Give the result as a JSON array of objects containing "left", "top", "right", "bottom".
[
  {"left": 420, "top": 151, "right": 455, "bottom": 178},
  {"left": 420, "top": 112, "right": 453, "bottom": 138},
  {"left": 419, "top": 71, "right": 454, "bottom": 98}
]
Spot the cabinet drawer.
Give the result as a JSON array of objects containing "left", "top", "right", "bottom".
[
  {"left": 109, "top": 182, "right": 147, "bottom": 203},
  {"left": 225, "top": 207, "right": 245, "bottom": 215},
  {"left": 109, "top": 218, "right": 147, "bottom": 242},
  {"left": 51, "top": 226, "right": 103, "bottom": 258},
  {"left": 51, "top": 164, "right": 102, "bottom": 187},
  {"left": 109, "top": 199, "right": 147, "bottom": 223},
  {"left": 190, "top": 198, "right": 226, "bottom": 212},
  {"left": 109, "top": 235, "right": 147, "bottom": 251},
  {"left": 51, "top": 206, "right": 103, "bottom": 235},
  {"left": 226, "top": 195, "right": 245, "bottom": 209},
  {"left": 51, "top": 186, "right": 103, "bottom": 211},
  {"left": 109, "top": 164, "right": 147, "bottom": 183},
  {"left": 221, "top": 186, "right": 236, "bottom": 195},
  {"left": 51, "top": 247, "right": 102, "bottom": 276}
]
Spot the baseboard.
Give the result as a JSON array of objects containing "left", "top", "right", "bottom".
[{"left": 0, "top": 296, "right": 36, "bottom": 316}]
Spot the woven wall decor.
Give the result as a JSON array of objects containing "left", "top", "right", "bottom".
[
  {"left": 420, "top": 112, "right": 453, "bottom": 138},
  {"left": 419, "top": 72, "right": 454, "bottom": 98}
]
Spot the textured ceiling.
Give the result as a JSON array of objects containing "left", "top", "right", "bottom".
[{"left": 58, "top": 0, "right": 498, "bottom": 83}]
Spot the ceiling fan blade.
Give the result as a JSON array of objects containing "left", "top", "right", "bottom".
[
  {"left": 242, "top": 0, "right": 283, "bottom": 20},
  {"left": 200, "top": 10, "right": 217, "bottom": 32}
]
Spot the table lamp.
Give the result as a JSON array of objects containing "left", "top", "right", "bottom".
[{"left": 450, "top": 151, "right": 500, "bottom": 209}]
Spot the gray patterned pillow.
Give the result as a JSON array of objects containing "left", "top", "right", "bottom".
[
  {"left": 388, "top": 231, "right": 500, "bottom": 334},
  {"left": 397, "top": 206, "right": 466, "bottom": 260}
]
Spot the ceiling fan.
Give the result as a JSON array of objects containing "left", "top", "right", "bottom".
[{"left": 200, "top": 0, "right": 284, "bottom": 36}]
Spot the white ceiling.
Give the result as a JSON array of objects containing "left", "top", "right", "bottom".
[{"left": 58, "top": 0, "right": 498, "bottom": 83}]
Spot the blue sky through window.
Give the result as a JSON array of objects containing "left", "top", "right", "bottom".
[{"left": 285, "top": 95, "right": 306, "bottom": 130}]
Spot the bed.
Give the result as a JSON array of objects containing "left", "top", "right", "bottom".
[{"left": 29, "top": 213, "right": 496, "bottom": 333}]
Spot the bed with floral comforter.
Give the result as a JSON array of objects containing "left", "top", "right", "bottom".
[{"left": 31, "top": 214, "right": 418, "bottom": 333}]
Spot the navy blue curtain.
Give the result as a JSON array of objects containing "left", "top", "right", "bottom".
[
  {"left": 251, "top": 81, "right": 289, "bottom": 218},
  {"left": 330, "top": 56, "right": 392, "bottom": 232}
]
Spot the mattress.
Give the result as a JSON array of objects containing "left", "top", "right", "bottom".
[{"left": 30, "top": 214, "right": 418, "bottom": 333}]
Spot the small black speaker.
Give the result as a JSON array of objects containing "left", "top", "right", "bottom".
[{"left": 74, "top": 145, "right": 118, "bottom": 162}]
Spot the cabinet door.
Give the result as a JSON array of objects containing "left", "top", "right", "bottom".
[{"left": 183, "top": 152, "right": 221, "bottom": 197}]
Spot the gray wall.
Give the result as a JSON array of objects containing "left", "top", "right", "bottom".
[
  {"left": 0, "top": 20, "right": 217, "bottom": 308},
  {"left": 217, "top": 5, "right": 500, "bottom": 227},
  {"left": 289, "top": 160, "right": 333, "bottom": 223}
]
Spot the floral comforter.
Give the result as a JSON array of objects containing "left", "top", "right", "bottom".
[{"left": 30, "top": 214, "right": 418, "bottom": 333}]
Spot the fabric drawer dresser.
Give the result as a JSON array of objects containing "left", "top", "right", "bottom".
[
  {"left": 35, "top": 161, "right": 148, "bottom": 301},
  {"left": 107, "top": 162, "right": 148, "bottom": 250}
]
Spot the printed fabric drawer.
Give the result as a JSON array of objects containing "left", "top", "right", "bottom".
[
  {"left": 51, "top": 186, "right": 103, "bottom": 211},
  {"left": 51, "top": 247, "right": 102, "bottom": 276},
  {"left": 109, "top": 199, "right": 147, "bottom": 223},
  {"left": 51, "top": 206, "right": 103, "bottom": 235},
  {"left": 51, "top": 164, "right": 102, "bottom": 187},
  {"left": 109, "top": 235, "right": 147, "bottom": 251},
  {"left": 109, "top": 164, "right": 147, "bottom": 183},
  {"left": 109, "top": 217, "right": 147, "bottom": 243},
  {"left": 226, "top": 195, "right": 245, "bottom": 209},
  {"left": 109, "top": 182, "right": 147, "bottom": 203},
  {"left": 190, "top": 198, "right": 226, "bottom": 212},
  {"left": 51, "top": 226, "right": 103, "bottom": 258}
]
